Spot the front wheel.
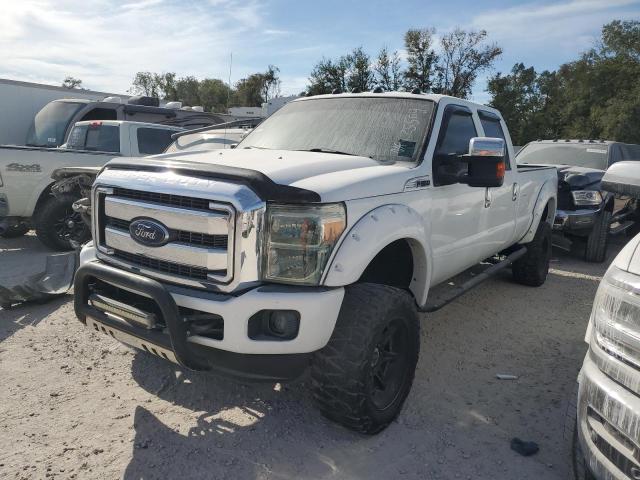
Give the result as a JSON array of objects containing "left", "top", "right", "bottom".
[
  {"left": 311, "top": 283, "right": 420, "bottom": 434},
  {"left": 585, "top": 209, "right": 612, "bottom": 263},
  {"left": 512, "top": 221, "right": 552, "bottom": 287},
  {"left": 35, "top": 194, "right": 90, "bottom": 251}
]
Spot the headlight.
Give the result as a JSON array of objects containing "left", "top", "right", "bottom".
[
  {"left": 263, "top": 203, "right": 346, "bottom": 285},
  {"left": 572, "top": 190, "right": 602, "bottom": 206},
  {"left": 591, "top": 265, "right": 640, "bottom": 369}
]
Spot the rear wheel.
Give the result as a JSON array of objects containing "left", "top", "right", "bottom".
[
  {"left": 35, "top": 194, "right": 90, "bottom": 250},
  {"left": 585, "top": 209, "right": 612, "bottom": 263},
  {"left": 512, "top": 221, "right": 552, "bottom": 287},
  {"left": 311, "top": 283, "right": 420, "bottom": 434},
  {"left": 0, "top": 222, "right": 28, "bottom": 238}
]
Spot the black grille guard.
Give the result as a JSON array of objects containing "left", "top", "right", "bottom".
[{"left": 74, "top": 261, "right": 209, "bottom": 370}]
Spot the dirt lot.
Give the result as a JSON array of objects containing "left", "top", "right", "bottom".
[{"left": 0, "top": 233, "right": 623, "bottom": 479}]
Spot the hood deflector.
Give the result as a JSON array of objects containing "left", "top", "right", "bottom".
[{"left": 103, "top": 158, "right": 321, "bottom": 203}]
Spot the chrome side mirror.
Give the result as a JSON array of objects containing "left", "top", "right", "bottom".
[
  {"left": 461, "top": 137, "right": 506, "bottom": 188},
  {"left": 468, "top": 137, "right": 505, "bottom": 158}
]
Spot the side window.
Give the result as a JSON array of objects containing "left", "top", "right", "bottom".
[
  {"left": 479, "top": 111, "right": 510, "bottom": 169},
  {"left": 433, "top": 105, "right": 477, "bottom": 186},
  {"left": 137, "top": 128, "right": 175, "bottom": 155}
]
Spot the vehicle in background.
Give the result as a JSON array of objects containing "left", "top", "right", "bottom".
[
  {"left": 74, "top": 92, "right": 557, "bottom": 433},
  {"left": 164, "top": 119, "right": 262, "bottom": 154},
  {"left": 573, "top": 161, "right": 640, "bottom": 480},
  {"left": 0, "top": 78, "right": 132, "bottom": 147},
  {"left": 0, "top": 120, "right": 183, "bottom": 249},
  {"left": 517, "top": 139, "right": 640, "bottom": 262}
]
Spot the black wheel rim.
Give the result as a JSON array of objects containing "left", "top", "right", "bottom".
[
  {"left": 53, "top": 206, "right": 88, "bottom": 243},
  {"left": 368, "top": 318, "right": 409, "bottom": 411}
]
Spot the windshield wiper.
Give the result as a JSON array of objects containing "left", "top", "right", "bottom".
[{"left": 296, "top": 147, "right": 359, "bottom": 156}]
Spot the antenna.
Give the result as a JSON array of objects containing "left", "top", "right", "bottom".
[{"left": 225, "top": 52, "right": 233, "bottom": 144}]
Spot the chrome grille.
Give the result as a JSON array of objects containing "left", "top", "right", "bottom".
[{"left": 95, "top": 186, "right": 235, "bottom": 288}]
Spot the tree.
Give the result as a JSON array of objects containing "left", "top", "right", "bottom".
[
  {"left": 488, "top": 20, "right": 640, "bottom": 145},
  {"left": 308, "top": 57, "right": 349, "bottom": 95},
  {"left": 375, "top": 46, "right": 403, "bottom": 91},
  {"left": 262, "top": 65, "right": 281, "bottom": 102},
  {"left": 233, "top": 73, "right": 265, "bottom": 107},
  {"left": 346, "top": 47, "right": 374, "bottom": 92},
  {"left": 175, "top": 76, "right": 201, "bottom": 106},
  {"left": 403, "top": 28, "right": 437, "bottom": 92},
  {"left": 435, "top": 28, "right": 502, "bottom": 98},
  {"left": 130, "top": 72, "right": 160, "bottom": 97},
  {"left": 199, "top": 78, "right": 232, "bottom": 112},
  {"left": 62, "top": 76, "right": 82, "bottom": 89}
]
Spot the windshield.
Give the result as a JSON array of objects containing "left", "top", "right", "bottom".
[
  {"left": 516, "top": 143, "right": 609, "bottom": 169},
  {"left": 239, "top": 97, "right": 435, "bottom": 163},
  {"left": 26, "top": 101, "right": 85, "bottom": 147},
  {"left": 165, "top": 130, "right": 248, "bottom": 153}
]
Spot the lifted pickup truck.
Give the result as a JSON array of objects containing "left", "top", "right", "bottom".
[
  {"left": 0, "top": 120, "right": 182, "bottom": 249},
  {"left": 74, "top": 92, "right": 557, "bottom": 433}
]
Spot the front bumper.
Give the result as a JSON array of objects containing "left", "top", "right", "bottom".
[
  {"left": 577, "top": 350, "right": 640, "bottom": 480},
  {"left": 74, "top": 250, "right": 344, "bottom": 381},
  {"left": 554, "top": 208, "right": 601, "bottom": 235}
]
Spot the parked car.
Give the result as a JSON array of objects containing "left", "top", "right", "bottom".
[
  {"left": 517, "top": 139, "right": 640, "bottom": 262},
  {"left": 73, "top": 92, "right": 557, "bottom": 433},
  {"left": 573, "top": 161, "right": 640, "bottom": 480},
  {"left": 164, "top": 126, "right": 254, "bottom": 154},
  {"left": 0, "top": 120, "right": 183, "bottom": 249}
]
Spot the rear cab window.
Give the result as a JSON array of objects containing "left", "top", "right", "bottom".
[
  {"left": 66, "top": 122, "right": 120, "bottom": 153},
  {"left": 137, "top": 128, "right": 176, "bottom": 155}
]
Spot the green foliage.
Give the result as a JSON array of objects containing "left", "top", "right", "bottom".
[
  {"left": 307, "top": 28, "right": 500, "bottom": 98},
  {"left": 403, "top": 28, "right": 437, "bottom": 92},
  {"left": 374, "top": 46, "right": 403, "bottom": 91},
  {"left": 434, "top": 28, "right": 502, "bottom": 98},
  {"left": 129, "top": 66, "right": 281, "bottom": 111},
  {"left": 488, "top": 20, "right": 640, "bottom": 145},
  {"left": 61, "top": 76, "right": 82, "bottom": 89},
  {"left": 307, "top": 47, "right": 374, "bottom": 94}
]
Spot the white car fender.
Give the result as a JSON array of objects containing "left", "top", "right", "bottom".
[
  {"left": 520, "top": 177, "right": 557, "bottom": 244},
  {"left": 323, "top": 204, "right": 432, "bottom": 306}
]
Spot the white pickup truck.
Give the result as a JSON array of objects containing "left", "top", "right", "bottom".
[
  {"left": 0, "top": 120, "right": 182, "bottom": 249},
  {"left": 73, "top": 92, "right": 557, "bottom": 433}
]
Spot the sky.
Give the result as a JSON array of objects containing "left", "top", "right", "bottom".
[{"left": 1, "top": 0, "right": 639, "bottom": 104}]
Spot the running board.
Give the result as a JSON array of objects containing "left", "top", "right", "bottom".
[{"left": 419, "top": 247, "right": 527, "bottom": 313}]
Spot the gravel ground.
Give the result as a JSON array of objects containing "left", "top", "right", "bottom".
[{"left": 0, "top": 233, "right": 624, "bottom": 479}]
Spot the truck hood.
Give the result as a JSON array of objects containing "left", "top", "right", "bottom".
[
  {"left": 555, "top": 164, "right": 604, "bottom": 190},
  {"left": 146, "top": 149, "right": 415, "bottom": 201}
]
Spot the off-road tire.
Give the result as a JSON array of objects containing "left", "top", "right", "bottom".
[
  {"left": 585, "top": 209, "right": 612, "bottom": 263},
  {"left": 35, "top": 194, "right": 89, "bottom": 251},
  {"left": 0, "top": 223, "right": 28, "bottom": 238},
  {"left": 512, "top": 221, "right": 552, "bottom": 287},
  {"left": 311, "top": 283, "right": 420, "bottom": 434}
]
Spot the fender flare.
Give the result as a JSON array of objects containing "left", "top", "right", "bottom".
[
  {"left": 520, "top": 178, "right": 557, "bottom": 243},
  {"left": 323, "top": 204, "right": 432, "bottom": 306}
]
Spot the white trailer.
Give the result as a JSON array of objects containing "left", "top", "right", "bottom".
[{"left": 0, "top": 78, "right": 128, "bottom": 146}]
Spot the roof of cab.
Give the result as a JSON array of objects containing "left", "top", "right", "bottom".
[{"left": 291, "top": 91, "right": 501, "bottom": 116}]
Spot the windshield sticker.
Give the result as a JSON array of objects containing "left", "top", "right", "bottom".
[
  {"left": 397, "top": 140, "right": 416, "bottom": 158},
  {"left": 586, "top": 148, "right": 606, "bottom": 154}
]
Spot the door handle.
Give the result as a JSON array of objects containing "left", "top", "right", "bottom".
[
  {"left": 512, "top": 183, "right": 519, "bottom": 201},
  {"left": 485, "top": 188, "right": 492, "bottom": 208}
]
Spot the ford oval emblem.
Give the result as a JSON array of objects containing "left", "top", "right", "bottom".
[{"left": 129, "top": 218, "right": 170, "bottom": 247}]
